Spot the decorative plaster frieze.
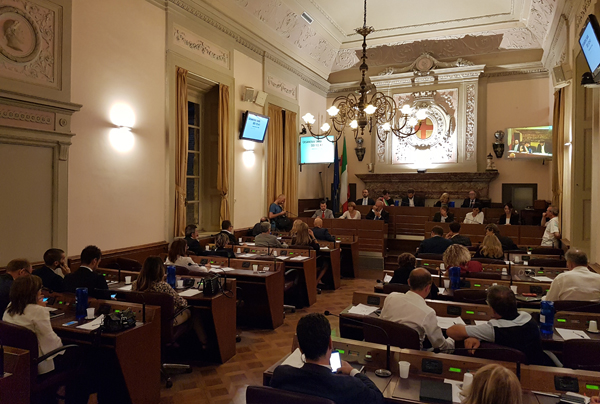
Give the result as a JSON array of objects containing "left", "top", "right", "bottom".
[
  {"left": 576, "top": 0, "right": 592, "bottom": 32},
  {"left": 266, "top": 73, "right": 297, "bottom": 99},
  {"left": 0, "top": 105, "right": 53, "bottom": 125},
  {"left": 173, "top": 24, "right": 230, "bottom": 68},
  {"left": 465, "top": 84, "right": 476, "bottom": 161},
  {"left": 481, "top": 68, "right": 549, "bottom": 78},
  {"left": 528, "top": 0, "right": 557, "bottom": 45},
  {"left": 500, "top": 28, "right": 540, "bottom": 49}
]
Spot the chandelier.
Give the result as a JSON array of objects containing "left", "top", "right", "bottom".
[{"left": 300, "top": 0, "right": 427, "bottom": 161}]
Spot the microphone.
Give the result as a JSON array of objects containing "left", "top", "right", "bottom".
[
  {"left": 432, "top": 346, "right": 521, "bottom": 380},
  {"left": 324, "top": 310, "right": 391, "bottom": 378}
]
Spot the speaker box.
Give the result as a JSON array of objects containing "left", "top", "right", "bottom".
[
  {"left": 242, "top": 87, "right": 256, "bottom": 102},
  {"left": 255, "top": 91, "right": 267, "bottom": 106},
  {"left": 552, "top": 64, "right": 572, "bottom": 88}
]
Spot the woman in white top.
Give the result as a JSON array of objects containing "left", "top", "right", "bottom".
[
  {"left": 3, "top": 275, "right": 64, "bottom": 375},
  {"left": 339, "top": 202, "right": 361, "bottom": 220},
  {"left": 463, "top": 204, "right": 484, "bottom": 225},
  {"left": 164, "top": 238, "right": 206, "bottom": 272}
]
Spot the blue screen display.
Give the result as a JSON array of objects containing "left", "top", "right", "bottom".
[
  {"left": 299, "top": 136, "right": 334, "bottom": 164},
  {"left": 580, "top": 22, "right": 600, "bottom": 74},
  {"left": 241, "top": 112, "right": 269, "bottom": 142}
]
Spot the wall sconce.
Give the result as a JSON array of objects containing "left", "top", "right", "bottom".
[
  {"left": 109, "top": 103, "right": 136, "bottom": 153},
  {"left": 242, "top": 140, "right": 256, "bottom": 167}
]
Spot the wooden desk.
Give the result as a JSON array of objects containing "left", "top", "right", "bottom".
[
  {"left": 315, "top": 241, "right": 341, "bottom": 290},
  {"left": 334, "top": 235, "right": 359, "bottom": 278},
  {"left": 0, "top": 347, "right": 30, "bottom": 404}
]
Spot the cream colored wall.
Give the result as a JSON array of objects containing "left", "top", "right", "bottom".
[
  {"left": 486, "top": 77, "right": 553, "bottom": 203},
  {"left": 232, "top": 50, "right": 267, "bottom": 227},
  {"left": 69, "top": 0, "right": 166, "bottom": 254}
]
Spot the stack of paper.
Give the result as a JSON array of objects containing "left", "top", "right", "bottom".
[
  {"left": 436, "top": 316, "right": 466, "bottom": 329},
  {"left": 556, "top": 328, "right": 590, "bottom": 340},
  {"left": 347, "top": 304, "right": 379, "bottom": 316},
  {"left": 210, "top": 267, "right": 235, "bottom": 273},
  {"left": 383, "top": 274, "right": 392, "bottom": 283},
  {"left": 532, "top": 275, "right": 554, "bottom": 282},
  {"left": 118, "top": 284, "right": 132, "bottom": 291},
  {"left": 290, "top": 256, "right": 309, "bottom": 261},
  {"left": 76, "top": 314, "right": 105, "bottom": 330},
  {"left": 281, "top": 348, "right": 304, "bottom": 368},
  {"left": 179, "top": 289, "right": 201, "bottom": 297},
  {"left": 321, "top": 246, "right": 330, "bottom": 250},
  {"left": 474, "top": 320, "right": 488, "bottom": 326},
  {"left": 276, "top": 256, "right": 289, "bottom": 260}
]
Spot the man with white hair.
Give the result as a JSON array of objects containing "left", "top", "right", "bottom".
[
  {"left": 544, "top": 249, "right": 600, "bottom": 301},
  {"left": 541, "top": 205, "right": 561, "bottom": 247}
]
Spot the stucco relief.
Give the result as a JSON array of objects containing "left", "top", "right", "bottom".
[
  {"left": 576, "top": 0, "right": 593, "bottom": 32},
  {"left": 528, "top": 0, "right": 557, "bottom": 45},
  {"left": 465, "top": 84, "right": 476, "bottom": 161},
  {"left": 500, "top": 28, "right": 540, "bottom": 49},
  {"left": 0, "top": 1, "right": 55, "bottom": 86},
  {"left": 172, "top": 25, "right": 230, "bottom": 68}
]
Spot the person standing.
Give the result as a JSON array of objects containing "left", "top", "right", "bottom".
[
  {"left": 269, "top": 194, "right": 292, "bottom": 231},
  {"left": 541, "top": 205, "right": 561, "bottom": 247}
]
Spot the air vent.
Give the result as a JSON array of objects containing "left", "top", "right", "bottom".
[{"left": 301, "top": 12, "right": 313, "bottom": 24}]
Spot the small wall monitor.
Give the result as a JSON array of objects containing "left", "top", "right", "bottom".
[
  {"left": 579, "top": 14, "right": 600, "bottom": 80},
  {"left": 240, "top": 111, "right": 269, "bottom": 143},
  {"left": 506, "top": 126, "right": 553, "bottom": 159},
  {"left": 299, "top": 136, "right": 335, "bottom": 164}
]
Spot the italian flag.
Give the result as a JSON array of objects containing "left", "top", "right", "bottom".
[{"left": 341, "top": 137, "right": 349, "bottom": 212}]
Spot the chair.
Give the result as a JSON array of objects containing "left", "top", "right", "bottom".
[
  {"left": 115, "top": 291, "right": 191, "bottom": 388},
  {"left": 471, "top": 342, "right": 529, "bottom": 365},
  {"left": 465, "top": 271, "right": 502, "bottom": 280},
  {"left": 452, "top": 289, "right": 488, "bottom": 304},
  {"left": 530, "top": 247, "right": 564, "bottom": 256},
  {"left": 0, "top": 321, "right": 81, "bottom": 404},
  {"left": 246, "top": 386, "right": 335, "bottom": 404},
  {"left": 383, "top": 283, "right": 410, "bottom": 294},
  {"left": 362, "top": 316, "right": 421, "bottom": 350},
  {"left": 554, "top": 300, "right": 600, "bottom": 313},
  {"left": 528, "top": 258, "right": 567, "bottom": 267},
  {"left": 562, "top": 340, "right": 600, "bottom": 371}
]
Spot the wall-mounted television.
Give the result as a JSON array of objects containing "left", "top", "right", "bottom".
[
  {"left": 239, "top": 111, "right": 269, "bottom": 143},
  {"left": 506, "top": 126, "right": 553, "bottom": 159},
  {"left": 579, "top": 14, "right": 600, "bottom": 81},
  {"left": 299, "top": 136, "right": 335, "bottom": 164}
]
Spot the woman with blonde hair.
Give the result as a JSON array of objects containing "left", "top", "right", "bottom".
[
  {"left": 434, "top": 193, "right": 450, "bottom": 207},
  {"left": 339, "top": 202, "right": 361, "bottom": 219},
  {"left": 462, "top": 364, "right": 522, "bottom": 404},
  {"left": 474, "top": 234, "right": 504, "bottom": 259},
  {"left": 443, "top": 244, "right": 482, "bottom": 274},
  {"left": 290, "top": 219, "right": 304, "bottom": 236},
  {"left": 292, "top": 222, "right": 320, "bottom": 251}
]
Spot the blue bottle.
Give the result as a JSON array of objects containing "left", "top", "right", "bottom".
[
  {"left": 75, "top": 287, "right": 88, "bottom": 321},
  {"left": 540, "top": 300, "right": 555, "bottom": 335},
  {"left": 166, "top": 265, "right": 177, "bottom": 288},
  {"left": 271, "top": 220, "right": 276, "bottom": 231},
  {"left": 449, "top": 266, "right": 461, "bottom": 290}
]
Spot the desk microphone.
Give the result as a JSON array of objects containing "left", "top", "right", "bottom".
[
  {"left": 324, "top": 310, "right": 391, "bottom": 378},
  {"left": 432, "top": 347, "right": 521, "bottom": 380}
]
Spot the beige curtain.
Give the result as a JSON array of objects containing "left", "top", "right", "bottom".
[
  {"left": 267, "top": 105, "right": 284, "bottom": 204},
  {"left": 174, "top": 67, "right": 188, "bottom": 237},
  {"left": 282, "top": 110, "right": 298, "bottom": 216},
  {"left": 552, "top": 88, "right": 565, "bottom": 212},
  {"left": 217, "top": 84, "right": 231, "bottom": 222}
]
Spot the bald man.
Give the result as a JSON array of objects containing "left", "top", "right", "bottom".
[
  {"left": 312, "top": 217, "right": 335, "bottom": 242},
  {"left": 365, "top": 200, "right": 389, "bottom": 223}
]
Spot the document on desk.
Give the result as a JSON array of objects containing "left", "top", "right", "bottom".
[
  {"left": 383, "top": 274, "right": 392, "bottom": 283},
  {"left": 556, "top": 328, "right": 590, "bottom": 340},
  {"left": 118, "top": 284, "right": 132, "bottom": 290},
  {"left": 210, "top": 267, "right": 235, "bottom": 273},
  {"left": 443, "top": 378, "right": 463, "bottom": 403},
  {"left": 245, "top": 242, "right": 255, "bottom": 246},
  {"left": 348, "top": 304, "right": 379, "bottom": 316},
  {"left": 179, "top": 289, "right": 201, "bottom": 297},
  {"left": 76, "top": 314, "right": 105, "bottom": 330},
  {"left": 282, "top": 348, "right": 304, "bottom": 369},
  {"left": 236, "top": 254, "right": 256, "bottom": 258},
  {"left": 436, "top": 316, "right": 466, "bottom": 329},
  {"left": 321, "top": 246, "right": 329, "bottom": 250},
  {"left": 289, "top": 256, "right": 309, "bottom": 261},
  {"left": 532, "top": 275, "right": 554, "bottom": 282},
  {"left": 275, "top": 256, "right": 289, "bottom": 260}
]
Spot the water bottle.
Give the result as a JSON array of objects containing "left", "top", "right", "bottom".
[
  {"left": 75, "top": 287, "right": 88, "bottom": 321},
  {"left": 271, "top": 220, "right": 276, "bottom": 231},
  {"left": 166, "top": 265, "right": 177, "bottom": 288},
  {"left": 449, "top": 266, "right": 461, "bottom": 290},
  {"left": 540, "top": 300, "right": 555, "bottom": 336}
]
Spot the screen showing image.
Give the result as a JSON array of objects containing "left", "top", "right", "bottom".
[
  {"left": 330, "top": 351, "right": 341, "bottom": 373},
  {"left": 300, "top": 136, "right": 335, "bottom": 164},
  {"left": 506, "top": 126, "right": 553, "bottom": 159},
  {"left": 580, "top": 21, "right": 600, "bottom": 75},
  {"left": 240, "top": 112, "right": 269, "bottom": 142}
]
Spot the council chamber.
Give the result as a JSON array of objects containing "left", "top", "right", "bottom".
[{"left": 1, "top": 1, "right": 600, "bottom": 404}]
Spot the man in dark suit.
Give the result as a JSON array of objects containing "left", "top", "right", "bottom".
[
  {"left": 184, "top": 224, "right": 203, "bottom": 255},
  {"left": 365, "top": 200, "right": 389, "bottom": 223},
  {"left": 33, "top": 248, "right": 67, "bottom": 292},
  {"left": 417, "top": 226, "right": 453, "bottom": 255},
  {"left": 536, "top": 140, "right": 552, "bottom": 154},
  {"left": 461, "top": 190, "right": 481, "bottom": 208},
  {"left": 446, "top": 223, "right": 472, "bottom": 246},
  {"left": 312, "top": 218, "right": 335, "bottom": 242},
  {"left": 219, "top": 220, "right": 239, "bottom": 245},
  {"left": 400, "top": 188, "right": 424, "bottom": 207},
  {"left": 252, "top": 217, "right": 270, "bottom": 236},
  {"left": 64, "top": 245, "right": 110, "bottom": 299},
  {"left": 485, "top": 224, "right": 518, "bottom": 251},
  {"left": 0, "top": 259, "right": 32, "bottom": 314},
  {"left": 355, "top": 189, "right": 375, "bottom": 206},
  {"left": 270, "top": 313, "right": 384, "bottom": 404},
  {"left": 432, "top": 206, "right": 454, "bottom": 223},
  {"left": 312, "top": 200, "right": 334, "bottom": 219}
]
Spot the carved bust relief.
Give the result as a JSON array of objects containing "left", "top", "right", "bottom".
[{"left": 0, "top": 6, "right": 39, "bottom": 62}]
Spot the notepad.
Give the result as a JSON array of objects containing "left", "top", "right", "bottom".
[
  {"left": 556, "top": 328, "right": 591, "bottom": 340},
  {"left": 118, "top": 284, "right": 132, "bottom": 291},
  {"left": 210, "top": 267, "right": 235, "bottom": 273},
  {"left": 276, "top": 256, "right": 289, "bottom": 260},
  {"left": 321, "top": 246, "right": 329, "bottom": 250},
  {"left": 348, "top": 304, "right": 379, "bottom": 316},
  {"left": 179, "top": 289, "right": 201, "bottom": 297},
  {"left": 383, "top": 274, "right": 392, "bottom": 283},
  {"left": 532, "top": 276, "right": 554, "bottom": 282},
  {"left": 76, "top": 314, "right": 105, "bottom": 330},
  {"left": 289, "top": 256, "right": 309, "bottom": 261},
  {"left": 436, "top": 316, "right": 466, "bottom": 329}
]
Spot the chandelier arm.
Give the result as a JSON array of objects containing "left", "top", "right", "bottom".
[{"left": 302, "top": 123, "right": 333, "bottom": 140}]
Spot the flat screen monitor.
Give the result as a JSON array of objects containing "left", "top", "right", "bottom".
[
  {"left": 579, "top": 14, "right": 600, "bottom": 80},
  {"left": 299, "top": 136, "right": 335, "bottom": 164},
  {"left": 506, "top": 126, "right": 553, "bottom": 159},
  {"left": 239, "top": 111, "right": 269, "bottom": 143}
]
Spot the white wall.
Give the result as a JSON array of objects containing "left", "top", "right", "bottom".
[{"left": 69, "top": 0, "right": 166, "bottom": 254}]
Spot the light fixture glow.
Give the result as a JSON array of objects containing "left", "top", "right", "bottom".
[
  {"left": 320, "top": 123, "right": 331, "bottom": 132},
  {"left": 109, "top": 103, "right": 136, "bottom": 128},
  {"left": 242, "top": 150, "right": 255, "bottom": 167},
  {"left": 381, "top": 122, "right": 391, "bottom": 131},
  {"left": 408, "top": 117, "right": 418, "bottom": 127},
  {"left": 302, "top": 113, "right": 316, "bottom": 124},
  {"left": 400, "top": 104, "right": 412, "bottom": 115},
  {"left": 109, "top": 127, "right": 135, "bottom": 152},
  {"left": 416, "top": 109, "right": 428, "bottom": 120},
  {"left": 364, "top": 105, "right": 377, "bottom": 115},
  {"left": 327, "top": 106, "right": 340, "bottom": 116},
  {"left": 242, "top": 140, "right": 256, "bottom": 151},
  {"left": 350, "top": 120, "right": 358, "bottom": 129}
]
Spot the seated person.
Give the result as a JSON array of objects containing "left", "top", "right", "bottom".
[
  {"left": 541, "top": 205, "right": 561, "bottom": 247},
  {"left": 463, "top": 204, "right": 484, "bottom": 224},
  {"left": 33, "top": 249, "right": 67, "bottom": 292},
  {"left": 443, "top": 244, "right": 482, "bottom": 274},
  {"left": 207, "top": 233, "right": 236, "bottom": 258},
  {"left": 312, "top": 218, "right": 335, "bottom": 242},
  {"left": 312, "top": 200, "right": 334, "bottom": 219},
  {"left": 473, "top": 234, "right": 504, "bottom": 260},
  {"left": 252, "top": 217, "right": 269, "bottom": 236},
  {"left": 447, "top": 285, "right": 553, "bottom": 366},
  {"left": 433, "top": 206, "right": 454, "bottom": 223},
  {"left": 390, "top": 253, "right": 439, "bottom": 299},
  {"left": 291, "top": 222, "right": 320, "bottom": 251},
  {"left": 269, "top": 194, "right": 292, "bottom": 231},
  {"left": 462, "top": 364, "right": 522, "bottom": 404},
  {"left": 381, "top": 190, "right": 393, "bottom": 206},
  {"left": 339, "top": 202, "right": 361, "bottom": 219},
  {"left": 64, "top": 245, "right": 110, "bottom": 299},
  {"left": 381, "top": 268, "right": 454, "bottom": 351},
  {"left": 461, "top": 190, "right": 481, "bottom": 208},
  {"left": 544, "top": 249, "right": 600, "bottom": 301},
  {"left": 255, "top": 222, "right": 287, "bottom": 248},
  {"left": 417, "top": 226, "right": 453, "bottom": 255},
  {"left": 498, "top": 202, "right": 520, "bottom": 225},
  {"left": 164, "top": 238, "right": 205, "bottom": 272},
  {"left": 365, "top": 200, "right": 390, "bottom": 223},
  {"left": 433, "top": 192, "right": 450, "bottom": 207},
  {"left": 0, "top": 259, "right": 32, "bottom": 315},
  {"left": 270, "top": 313, "right": 384, "bottom": 404},
  {"left": 356, "top": 189, "right": 375, "bottom": 206},
  {"left": 184, "top": 224, "right": 203, "bottom": 255},
  {"left": 401, "top": 188, "right": 424, "bottom": 207},
  {"left": 445, "top": 222, "right": 472, "bottom": 246},
  {"left": 219, "top": 220, "right": 239, "bottom": 245},
  {"left": 485, "top": 223, "right": 518, "bottom": 251},
  {"left": 290, "top": 219, "right": 303, "bottom": 237}
]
